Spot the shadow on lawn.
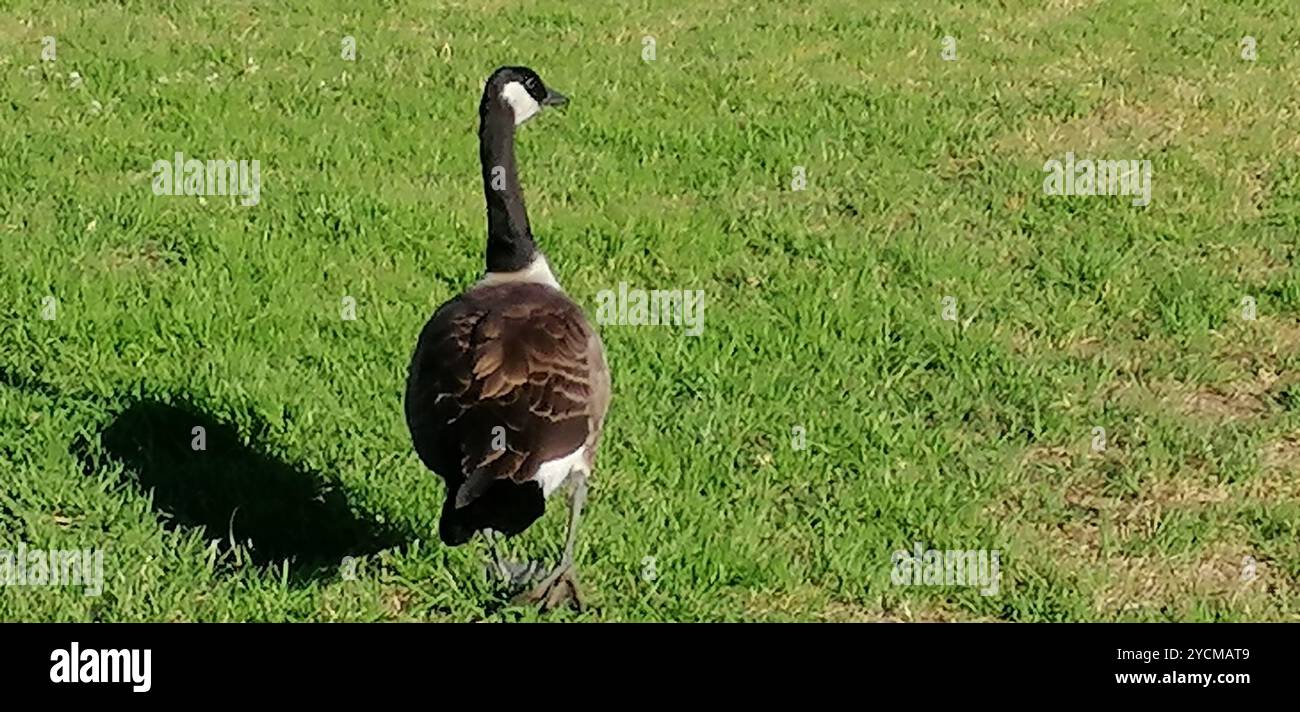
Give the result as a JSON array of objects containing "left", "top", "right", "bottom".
[
  {"left": 69, "top": 398, "right": 409, "bottom": 583},
  {"left": 0, "top": 358, "right": 423, "bottom": 586}
]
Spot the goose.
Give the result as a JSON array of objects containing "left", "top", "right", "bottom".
[{"left": 405, "top": 66, "right": 610, "bottom": 610}]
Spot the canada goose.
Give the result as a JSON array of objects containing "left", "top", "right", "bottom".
[{"left": 405, "top": 66, "right": 610, "bottom": 610}]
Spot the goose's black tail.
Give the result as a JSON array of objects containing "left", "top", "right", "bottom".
[{"left": 438, "top": 479, "right": 546, "bottom": 546}]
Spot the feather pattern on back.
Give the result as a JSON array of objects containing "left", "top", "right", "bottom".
[{"left": 405, "top": 280, "right": 610, "bottom": 544}]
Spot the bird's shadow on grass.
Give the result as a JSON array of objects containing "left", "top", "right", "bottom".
[{"left": 71, "top": 398, "right": 409, "bottom": 585}]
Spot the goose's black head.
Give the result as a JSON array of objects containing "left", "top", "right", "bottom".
[{"left": 480, "top": 66, "right": 568, "bottom": 126}]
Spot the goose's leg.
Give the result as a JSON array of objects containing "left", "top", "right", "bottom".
[
  {"left": 483, "top": 529, "right": 541, "bottom": 586},
  {"left": 517, "top": 473, "right": 587, "bottom": 610},
  {"left": 484, "top": 529, "right": 508, "bottom": 580}
]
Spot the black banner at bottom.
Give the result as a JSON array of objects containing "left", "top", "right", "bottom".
[{"left": 0, "top": 622, "right": 1286, "bottom": 699}]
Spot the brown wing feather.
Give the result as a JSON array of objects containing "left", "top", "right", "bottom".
[{"left": 405, "top": 281, "right": 607, "bottom": 529}]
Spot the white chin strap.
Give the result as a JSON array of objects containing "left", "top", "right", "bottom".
[{"left": 500, "top": 82, "right": 541, "bottom": 126}]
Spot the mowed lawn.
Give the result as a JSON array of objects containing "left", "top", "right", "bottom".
[{"left": 1, "top": 0, "right": 1298, "bottom": 621}]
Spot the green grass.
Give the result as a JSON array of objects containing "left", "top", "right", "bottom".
[{"left": 1, "top": 0, "right": 1298, "bottom": 621}]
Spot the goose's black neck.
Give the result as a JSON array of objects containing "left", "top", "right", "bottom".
[{"left": 479, "top": 96, "right": 537, "bottom": 273}]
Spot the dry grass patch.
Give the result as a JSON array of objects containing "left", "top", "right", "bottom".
[
  {"left": 1212, "top": 242, "right": 1291, "bottom": 286},
  {"left": 1094, "top": 543, "right": 1281, "bottom": 616},
  {"left": 1251, "top": 434, "right": 1300, "bottom": 501},
  {"left": 101, "top": 242, "right": 179, "bottom": 273},
  {"left": 1215, "top": 316, "right": 1300, "bottom": 368},
  {"left": 1180, "top": 385, "right": 1269, "bottom": 421},
  {"left": 996, "top": 99, "right": 1198, "bottom": 157},
  {"left": 1107, "top": 373, "right": 1277, "bottom": 422},
  {"left": 1231, "top": 164, "right": 1272, "bottom": 221},
  {"left": 1021, "top": 445, "right": 1075, "bottom": 471},
  {"left": 1002, "top": 478, "right": 1282, "bottom": 615},
  {"left": 999, "top": 432, "right": 1298, "bottom": 618},
  {"left": 737, "top": 586, "right": 973, "bottom": 622},
  {"left": 1021, "top": 0, "right": 1103, "bottom": 29}
]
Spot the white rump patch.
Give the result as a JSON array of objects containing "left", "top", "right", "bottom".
[
  {"left": 533, "top": 446, "right": 586, "bottom": 497},
  {"left": 501, "top": 81, "right": 541, "bottom": 126}
]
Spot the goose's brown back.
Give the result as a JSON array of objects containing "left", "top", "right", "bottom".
[{"left": 405, "top": 281, "right": 610, "bottom": 544}]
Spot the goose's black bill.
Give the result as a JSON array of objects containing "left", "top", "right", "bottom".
[{"left": 541, "top": 88, "right": 568, "bottom": 107}]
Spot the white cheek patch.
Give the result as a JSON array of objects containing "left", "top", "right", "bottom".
[{"left": 501, "top": 81, "right": 542, "bottom": 125}]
